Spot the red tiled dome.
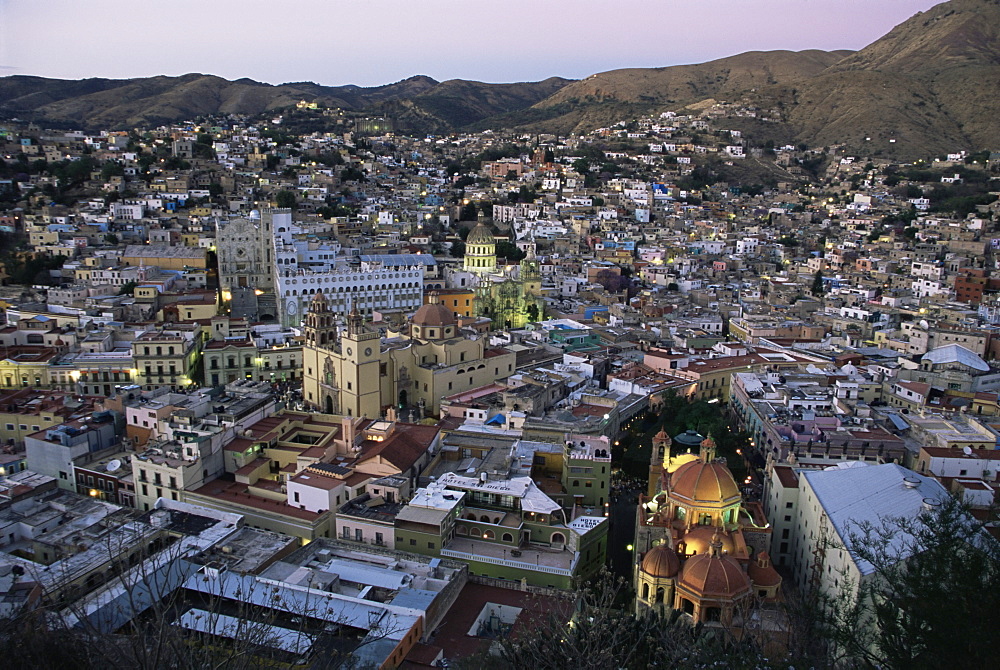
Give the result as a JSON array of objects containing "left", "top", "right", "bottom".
[
  {"left": 677, "top": 552, "right": 750, "bottom": 599},
  {"left": 640, "top": 543, "right": 680, "bottom": 579}
]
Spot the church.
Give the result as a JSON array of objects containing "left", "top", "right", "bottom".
[
  {"left": 634, "top": 429, "right": 781, "bottom": 627},
  {"left": 301, "top": 293, "right": 517, "bottom": 419},
  {"left": 462, "top": 222, "right": 544, "bottom": 330}
]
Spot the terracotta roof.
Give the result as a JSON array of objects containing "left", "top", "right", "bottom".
[
  {"left": 747, "top": 552, "right": 782, "bottom": 588},
  {"left": 669, "top": 459, "right": 740, "bottom": 504},
  {"left": 677, "top": 552, "right": 750, "bottom": 599},
  {"left": 412, "top": 303, "right": 457, "bottom": 327},
  {"left": 639, "top": 543, "right": 680, "bottom": 578}
]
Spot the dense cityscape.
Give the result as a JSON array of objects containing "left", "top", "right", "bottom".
[{"left": 0, "top": 1, "right": 998, "bottom": 668}]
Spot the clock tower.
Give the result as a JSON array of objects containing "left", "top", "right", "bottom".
[{"left": 340, "top": 305, "right": 382, "bottom": 418}]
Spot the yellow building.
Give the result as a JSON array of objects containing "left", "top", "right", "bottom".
[{"left": 302, "top": 295, "right": 515, "bottom": 418}]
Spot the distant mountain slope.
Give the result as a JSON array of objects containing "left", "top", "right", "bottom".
[
  {"left": 512, "top": 0, "right": 1000, "bottom": 156},
  {"left": 1, "top": 0, "right": 997, "bottom": 156},
  {"left": 773, "top": 0, "right": 1000, "bottom": 156},
  {"left": 0, "top": 72, "right": 571, "bottom": 132}
]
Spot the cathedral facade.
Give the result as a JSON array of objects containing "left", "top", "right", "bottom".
[
  {"left": 462, "top": 222, "right": 543, "bottom": 330},
  {"left": 301, "top": 295, "right": 517, "bottom": 418}
]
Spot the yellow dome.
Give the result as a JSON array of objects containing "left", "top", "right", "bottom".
[
  {"left": 466, "top": 222, "right": 495, "bottom": 245},
  {"left": 669, "top": 459, "right": 740, "bottom": 504},
  {"left": 640, "top": 543, "right": 680, "bottom": 579}
]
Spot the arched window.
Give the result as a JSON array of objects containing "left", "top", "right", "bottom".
[
  {"left": 456, "top": 526, "right": 468, "bottom": 535},
  {"left": 502, "top": 533, "right": 513, "bottom": 543},
  {"left": 655, "top": 587, "right": 665, "bottom": 604},
  {"left": 470, "top": 528, "right": 482, "bottom": 537},
  {"left": 479, "top": 515, "right": 490, "bottom": 523},
  {"left": 642, "top": 583, "right": 649, "bottom": 600},
  {"left": 551, "top": 532, "right": 566, "bottom": 545},
  {"left": 484, "top": 530, "right": 495, "bottom": 539}
]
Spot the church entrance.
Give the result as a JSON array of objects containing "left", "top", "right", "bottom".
[
  {"left": 398, "top": 390, "right": 407, "bottom": 408},
  {"left": 325, "top": 395, "right": 334, "bottom": 414}
]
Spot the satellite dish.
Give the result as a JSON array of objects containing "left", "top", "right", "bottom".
[
  {"left": 963, "top": 446, "right": 973, "bottom": 456},
  {"left": 919, "top": 319, "right": 929, "bottom": 330},
  {"left": 106, "top": 459, "right": 122, "bottom": 473}
]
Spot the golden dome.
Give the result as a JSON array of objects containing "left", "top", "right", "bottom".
[
  {"left": 466, "top": 222, "right": 495, "bottom": 245},
  {"left": 669, "top": 459, "right": 740, "bottom": 504},
  {"left": 677, "top": 552, "right": 750, "bottom": 599},
  {"left": 640, "top": 543, "right": 680, "bottom": 579},
  {"left": 681, "top": 526, "right": 736, "bottom": 556}
]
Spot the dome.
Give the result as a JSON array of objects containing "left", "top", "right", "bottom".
[
  {"left": 677, "top": 552, "right": 750, "bottom": 600},
  {"left": 249, "top": 209, "right": 261, "bottom": 220},
  {"left": 640, "top": 543, "right": 680, "bottom": 579},
  {"left": 412, "top": 303, "right": 457, "bottom": 328},
  {"left": 670, "top": 460, "right": 740, "bottom": 504},
  {"left": 748, "top": 552, "right": 782, "bottom": 588},
  {"left": 681, "top": 527, "right": 736, "bottom": 556},
  {"left": 466, "top": 222, "right": 495, "bottom": 245}
]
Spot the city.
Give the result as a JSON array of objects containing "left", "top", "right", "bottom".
[{"left": 0, "top": 0, "right": 998, "bottom": 668}]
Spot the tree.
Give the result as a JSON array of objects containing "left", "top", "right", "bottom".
[
  {"left": 104, "top": 233, "right": 119, "bottom": 245},
  {"left": 118, "top": 281, "right": 138, "bottom": 295},
  {"left": 821, "top": 497, "right": 1000, "bottom": 669},
  {"left": 275, "top": 190, "right": 297, "bottom": 209},
  {"left": 461, "top": 572, "right": 775, "bottom": 670},
  {"left": 459, "top": 201, "right": 478, "bottom": 221},
  {"left": 811, "top": 270, "right": 825, "bottom": 297},
  {"left": 450, "top": 240, "right": 465, "bottom": 258}
]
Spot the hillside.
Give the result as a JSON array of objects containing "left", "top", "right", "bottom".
[
  {"left": 509, "top": 0, "right": 1000, "bottom": 157},
  {"left": 0, "top": 73, "right": 571, "bottom": 132},
  {"left": 1, "top": 0, "right": 998, "bottom": 156}
]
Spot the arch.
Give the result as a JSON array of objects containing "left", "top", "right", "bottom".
[
  {"left": 456, "top": 526, "right": 468, "bottom": 535},
  {"left": 681, "top": 598, "right": 695, "bottom": 615},
  {"left": 466, "top": 513, "right": 477, "bottom": 520},
  {"left": 705, "top": 607, "right": 722, "bottom": 623},
  {"left": 502, "top": 533, "right": 513, "bottom": 543},
  {"left": 470, "top": 528, "right": 482, "bottom": 537},
  {"left": 655, "top": 587, "right": 665, "bottom": 604},
  {"left": 484, "top": 530, "right": 495, "bottom": 539},
  {"left": 550, "top": 532, "right": 566, "bottom": 545},
  {"left": 479, "top": 515, "right": 490, "bottom": 523},
  {"left": 325, "top": 395, "right": 333, "bottom": 414},
  {"left": 641, "top": 583, "right": 649, "bottom": 600}
]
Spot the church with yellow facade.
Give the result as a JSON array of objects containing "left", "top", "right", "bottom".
[
  {"left": 634, "top": 429, "right": 781, "bottom": 628},
  {"left": 302, "top": 294, "right": 516, "bottom": 419}
]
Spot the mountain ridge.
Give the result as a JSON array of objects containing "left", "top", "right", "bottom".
[{"left": 2, "top": 0, "right": 998, "bottom": 156}]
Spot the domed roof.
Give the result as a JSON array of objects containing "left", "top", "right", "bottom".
[
  {"left": 640, "top": 543, "right": 680, "bottom": 579},
  {"left": 747, "top": 552, "right": 782, "bottom": 588},
  {"left": 677, "top": 552, "right": 750, "bottom": 600},
  {"left": 466, "top": 222, "right": 495, "bottom": 245},
  {"left": 669, "top": 459, "right": 740, "bottom": 504},
  {"left": 412, "top": 303, "right": 457, "bottom": 328},
  {"left": 681, "top": 526, "right": 736, "bottom": 556}
]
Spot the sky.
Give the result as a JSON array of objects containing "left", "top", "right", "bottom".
[{"left": 0, "top": 0, "right": 946, "bottom": 87}]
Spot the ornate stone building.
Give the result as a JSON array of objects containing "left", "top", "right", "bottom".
[
  {"left": 462, "top": 223, "right": 543, "bottom": 329},
  {"left": 634, "top": 430, "right": 782, "bottom": 627},
  {"left": 301, "top": 294, "right": 516, "bottom": 418}
]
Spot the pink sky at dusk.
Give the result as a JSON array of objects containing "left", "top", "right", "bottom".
[{"left": 0, "top": 0, "right": 945, "bottom": 86}]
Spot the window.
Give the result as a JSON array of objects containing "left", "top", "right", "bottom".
[
  {"left": 785, "top": 502, "right": 793, "bottom": 508},
  {"left": 294, "top": 491, "right": 300, "bottom": 503},
  {"left": 355, "top": 528, "right": 363, "bottom": 542},
  {"left": 409, "top": 538, "right": 416, "bottom": 546},
  {"left": 427, "top": 541, "right": 435, "bottom": 549},
  {"left": 375, "top": 532, "right": 384, "bottom": 545}
]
